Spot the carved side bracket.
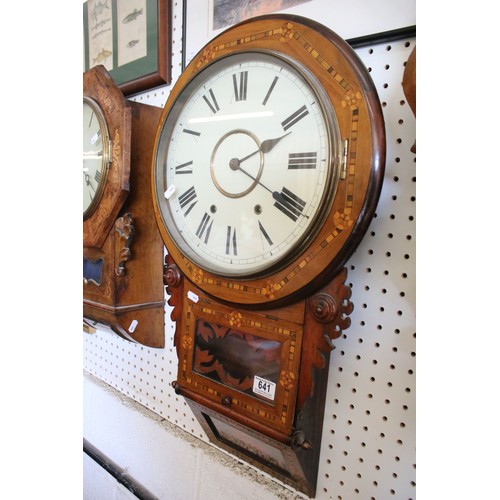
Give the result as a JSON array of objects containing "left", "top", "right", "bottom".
[
  {"left": 297, "top": 267, "right": 353, "bottom": 409},
  {"left": 114, "top": 213, "right": 135, "bottom": 276},
  {"left": 164, "top": 259, "right": 182, "bottom": 289},
  {"left": 164, "top": 255, "right": 184, "bottom": 345},
  {"left": 310, "top": 270, "right": 353, "bottom": 350}
]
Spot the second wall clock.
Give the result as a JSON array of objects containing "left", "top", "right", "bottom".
[
  {"left": 83, "top": 65, "right": 166, "bottom": 348},
  {"left": 152, "top": 14, "right": 385, "bottom": 496}
]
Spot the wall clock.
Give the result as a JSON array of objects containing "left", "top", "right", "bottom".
[
  {"left": 83, "top": 65, "right": 166, "bottom": 348},
  {"left": 152, "top": 15, "right": 385, "bottom": 496},
  {"left": 83, "top": 66, "right": 131, "bottom": 249}
]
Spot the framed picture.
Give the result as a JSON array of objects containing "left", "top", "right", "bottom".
[
  {"left": 181, "top": 0, "right": 416, "bottom": 70},
  {"left": 181, "top": 0, "right": 311, "bottom": 69},
  {"left": 83, "top": 0, "right": 172, "bottom": 95}
]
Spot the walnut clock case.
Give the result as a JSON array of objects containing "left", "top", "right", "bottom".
[
  {"left": 152, "top": 15, "right": 385, "bottom": 496},
  {"left": 83, "top": 65, "right": 165, "bottom": 348}
]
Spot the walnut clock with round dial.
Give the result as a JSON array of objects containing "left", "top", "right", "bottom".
[
  {"left": 83, "top": 65, "right": 165, "bottom": 348},
  {"left": 152, "top": 15, "right": 385, "bottom": 496}
]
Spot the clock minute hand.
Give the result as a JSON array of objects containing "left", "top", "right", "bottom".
[
  {"left": 235, "top": 164, "right": 309, "bottom": 220},
  {"left": 237, "top": 131, "right": 291, "bottom": 164},
  {"left": 235, "top": 164, "right": 273, "bottom": 194}
]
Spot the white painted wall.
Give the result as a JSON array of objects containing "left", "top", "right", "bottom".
[{"left": 84, "top": 373, "right": 306, "bottom": 499}]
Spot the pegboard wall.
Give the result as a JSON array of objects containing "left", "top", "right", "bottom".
[{"left": 83, "top": 2, "right": 416, "bottom": 498}]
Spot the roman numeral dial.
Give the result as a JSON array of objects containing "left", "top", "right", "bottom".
[
  {"left": 273, "top": 188, "right": 307, "bottom": 222},
  {"left": 196, "top": 213, "right": 213, "bottom": 243},
  {"left": 281, "top": 105, "right": 309, "bottom": 131},
  {"left": 83, "top": 97, "right": 110, "bottom": 217},
  {"left": 203, "top": 88, "right": 220, "bottom": 114},
  {"left": 226, "top": 226, "right": 238, "bottom": 255},
  {"left": 178, "top": 186, "right": 198, "bottom": 215},
  {"left": 288, "top": 152, "right": 317, "bottom": 169},
  {"left": 155, "top": 51, "right": 336, "bottom": 277},
  {"left": 233, "top": 71, "right": 248, "bottom": 101}
]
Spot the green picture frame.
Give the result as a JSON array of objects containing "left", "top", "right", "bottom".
[{"left": 83, "top": 0, "right": 172, "bottom": 96}]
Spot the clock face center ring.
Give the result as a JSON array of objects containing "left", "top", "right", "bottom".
[
  {"left": 229, "top": 157, "right": 240, "bottom": 170},
  {"left": 210, "top": 129, "right": 264, "bottom": 199}
]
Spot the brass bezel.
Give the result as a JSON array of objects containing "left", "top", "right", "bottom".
[{"left": 153, "top": 50, "right": 341, "bottom": 279}]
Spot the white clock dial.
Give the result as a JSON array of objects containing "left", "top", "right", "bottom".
[
  {"left": 83, "top": 97, "right": 110, "bottom": 218},
  {"left": 154, "top": 51, "right": 341, "bottom": 277}
]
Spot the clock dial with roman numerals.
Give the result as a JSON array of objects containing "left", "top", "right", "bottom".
[
  {"left": 83, "top": 97, "right": 111, "bottom": 218},
  {"left": 154, "top": 51, "right": 340, "bottom": 277}
]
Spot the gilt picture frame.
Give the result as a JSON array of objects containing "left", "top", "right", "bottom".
[{"left": 83, "top": 0, "right": 172, "bottom": 95}]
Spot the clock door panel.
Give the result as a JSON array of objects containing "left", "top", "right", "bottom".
[
  {"left": 193, "top": 321, "right": 282, "bottom": 402},
  {"left": 83, "top": 257, "right": 104, "bottom": 285},
  {"left": 175, "top": 287, "right": 303, "bottom": 435}
]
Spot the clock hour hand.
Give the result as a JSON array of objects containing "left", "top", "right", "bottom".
[{"left": 236, "top": 131, "right": 291, "bottom": 165}]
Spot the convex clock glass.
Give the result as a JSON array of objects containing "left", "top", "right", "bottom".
[
  {"left": 83, "top": 96, "right": 111, "bottom": 218},
  {"left": 154, "top": 52, "right": 341, "bottom": 277}
]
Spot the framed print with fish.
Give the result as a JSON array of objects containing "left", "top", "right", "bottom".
[{"left": 83, "top": 0, "right": 172, "bottom": 95}]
